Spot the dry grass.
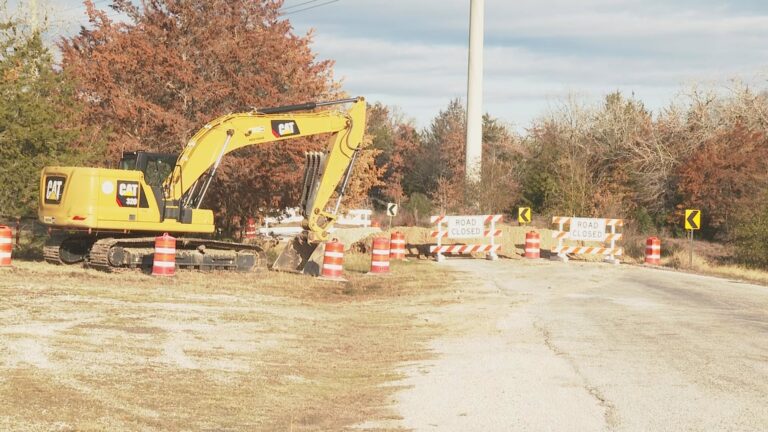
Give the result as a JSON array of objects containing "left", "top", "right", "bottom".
[
  {"left": 0, "top": 259, "right": 455, "bottom": 431},
  {"left": 659, "top": 249, "right": 768, "bottom": 286}
]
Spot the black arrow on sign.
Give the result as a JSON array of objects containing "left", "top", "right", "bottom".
[
  {"left": 687, "top": 210, "right": 699, "bottom": 230},
  {"left": 522, "top": 208, "right": 531, "bottom": 223},
  {"left": 387, "top": 204, "right": 396, "bottom": 216}
]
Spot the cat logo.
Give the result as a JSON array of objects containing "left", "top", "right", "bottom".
[
  {"left": 119, "top": 182, "right": 139, "bottom": 197},
  {"left": 271, "top": 120, "right": 300, "bottom": 138},
  {"left": 44, "top": 176, "right": 66, "bottom": 204},
  {"left": 116, "top": 181, "right": 141, "bottom": 207}
]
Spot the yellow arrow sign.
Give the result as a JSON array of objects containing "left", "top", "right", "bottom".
[
  {"left": 685, "top": 209, "right": 701, "bottom": 230},
  {"left": 518, "top": 207, "right": 532, "bottom": 224}
]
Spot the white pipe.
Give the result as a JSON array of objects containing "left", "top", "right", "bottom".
[
  {"left": 465, "top": 0, "right": 485, "bottom": 182},
  {"left": 30, "top": 0, "right": 39, "bottom": 31}
]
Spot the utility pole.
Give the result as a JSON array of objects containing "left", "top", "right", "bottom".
[
  {"left": 465, "top": 0, "right": 485, "bottom": 183},
  {"left": 29, "top": 0, "right": 39, "bottom": 31}
]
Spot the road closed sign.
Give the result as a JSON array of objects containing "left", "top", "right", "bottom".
[
  {"left": 569, "top": 217, "right": 607, "bottom": 242},
  {"left": 446, "top": 216, "right": 485, "bottom": 238}
]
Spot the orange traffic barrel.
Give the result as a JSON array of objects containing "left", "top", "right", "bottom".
[
  {"left": 152, "top": 233, "right": 176, "bottom": 276},
  {"left": 390, "top": 231, "right": 406, "bottom": 260},
  {"left": 645, "top": 237, "right": 661, "bottom": 265},
  {"left": 524, "top": 231, "right": 540, "bottom": 259},
  {"left": 370, "top": 237, "right": 391, "bottom": 274},
  {"left": 0, "top": 225, "right": 12, "bottom": 267},
  {"left": 245, "top": 217, "right": 257, "bottom": 240},
  {"left": 320, "top": 240, "right": 346, "bottom": 281}
]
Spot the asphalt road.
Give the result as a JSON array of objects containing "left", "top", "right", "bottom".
[{"left": 393, "top": 259, "right": 768, "bottom": 431}]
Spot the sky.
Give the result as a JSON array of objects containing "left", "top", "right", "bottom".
[{"left": 9, "top": 0, "right": 768, "bottom": 129}]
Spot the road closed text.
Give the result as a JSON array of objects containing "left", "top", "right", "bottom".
[
  {"left": 569, "top": 217, "right": 607, "bottom": 242},
  {"left": 446, "top": 216, "right": 486, "bottom": 239}
]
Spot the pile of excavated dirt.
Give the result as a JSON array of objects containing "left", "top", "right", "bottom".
[
  {"left": 350, "top": 224, "right": 562, "bottom": 259},
  {"left": 346, "top": 223, "right": 626, "bottom": 263}
]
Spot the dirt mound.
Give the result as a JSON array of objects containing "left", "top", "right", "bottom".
[{"left": 349, "top": 224, "right": 559, "bottom": 259}]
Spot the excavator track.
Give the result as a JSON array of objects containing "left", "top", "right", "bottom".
[
  {"left": 86, "top": 236, "right": 268, "bottom": 273},
  {"left": 44, "top": 233, "right": 93, "bottom": 265},
  {"left": 87, "top": 237, "right": 131, "bottom": 273},
  {"left": 43, "top": 241, "right": 64, "bottom": 265}
]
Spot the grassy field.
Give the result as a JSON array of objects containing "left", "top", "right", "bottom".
[{"left": 0, "top": 258, "right": 455, "bottom": 431}]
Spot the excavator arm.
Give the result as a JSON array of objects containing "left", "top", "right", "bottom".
[{"left": 162, "top": 96, "right": 367, "bottom": 272}]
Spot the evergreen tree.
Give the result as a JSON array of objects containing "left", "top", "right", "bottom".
[{"left": 0, "top": 16, "right": 96, "bottom": 217}]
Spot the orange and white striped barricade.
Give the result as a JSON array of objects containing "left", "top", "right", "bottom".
[
  {"left": 369, "top": 237, "right": 390, "bottom": 274},
  {"left": 524, "top": 231, "right": 540, "bottom": 259},
  {"left": 319, "top": 240, "right": 346, "bottom": 282},
  {"left": 645, "top": 237, "right": 661, "bottom": 265},
  {"left": 389, "top": 231, "right": 407, "bottom": 260},
  {"left": 429, "top": 215, "right": 503, "bottom": 262},
  {"left": 152, "top": 233, "right": 176, "bottom": 276},
  {"left": 245, "top": 217, "right": 257, "bottom": 240},
  {"left": 0, "top": 225, "right": 13, "bottom": 267},
  {"left": 551, "top": 217, "right": 624, "bottom": 264}
]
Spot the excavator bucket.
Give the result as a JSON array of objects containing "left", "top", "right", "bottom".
[
  {"left": 272, "top": 232, "right": 322, "bottom": 275},
  {"left": 271, "top": 151, "right": 328, "bottom": 274}
]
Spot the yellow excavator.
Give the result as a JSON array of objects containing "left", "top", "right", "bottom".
[{"left": 38, "top": 97, "right": 367, "bottom": 273}]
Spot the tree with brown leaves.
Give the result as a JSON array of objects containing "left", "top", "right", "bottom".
[
  {"left": 676, "top": 125, "right": 768, "bottom": 237},
  {"left": 60, "top": 0, "right": 377, "bottom": 231}
]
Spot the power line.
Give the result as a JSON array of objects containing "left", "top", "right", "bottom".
[
  {"left": 48, "top": 10, "right": 123, "bottom": 27},
  {"left": 281, "top": 0, "right": 324, "bottom": 12},
  {"left": 282, "top": 0, "right": 340, "bottom": 15},
  {"left": 47, "top": 0, "right": 133, "bottom": 27},
  {"left": 59, "top": 0, "right": 110, "bottom": 15},
  {"left": 51, "top": 0, "right": 339, "bottom": 25}
]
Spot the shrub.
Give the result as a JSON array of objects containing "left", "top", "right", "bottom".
[{"left": 732, "top": 197, "right": 768, "bottom": 269}]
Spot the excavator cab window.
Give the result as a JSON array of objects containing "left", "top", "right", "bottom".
[{"left": 119, "top": 151, "right": 178, "bottom": 188}]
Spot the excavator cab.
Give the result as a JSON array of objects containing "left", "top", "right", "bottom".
[{"left": 119, "top": 151, "right": 178, "bottom": 188}]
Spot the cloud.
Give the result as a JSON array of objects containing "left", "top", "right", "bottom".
[
  {"left": 290, "top": 0, "right": 768, "bottom": 127},
  {"left": 13, "top": 0, "right": 768, "bottom": 128}
]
